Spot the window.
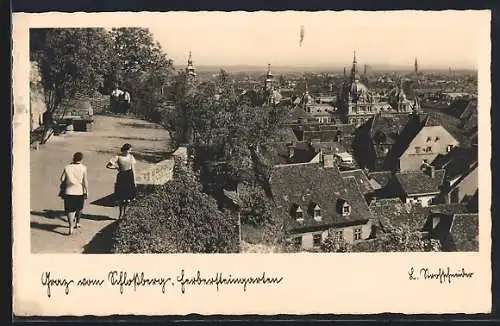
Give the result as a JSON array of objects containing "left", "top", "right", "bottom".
[
  {"left": 426, "top": 146, "right": 432, "bottom": 152},
  {"left": 427, "top": 137, "right": 432, "bottom": 142},
  {"left": 294, "top": 236, "right": 302, "bottom": 247},
  {"left": 435, "top": 136, "right": 440, "bottom": 141},
  {"left": 447, "top": 144, "right": 454, "bottom": 152},
  {"left": 342, "top": 204, "right": 351, "bottom": 216},
  {"left": 415, "top": 146, "right": 421, "bottom": 154},
  {"left": 296, "top": 206, "right": 304, "bottom": 220},
  {"left": 354, "top": 228, "right": 362, "bottom": 241},
  {"left": 314, "top": 205, "right": 321, "bottom": 219},
  {"left": 313, "top": 234, "right": 322, "bottom": 247}
]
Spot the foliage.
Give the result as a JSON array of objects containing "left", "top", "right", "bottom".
[
  {"left": 238, "top": 183, "right": 274, "bottom": 226},
  {"left": 30, "top": 28, "right": 112, "bottom": 122},
  {"left": 320, "top": 233, "right": 353, "bottom": 253},
  {"left": 112, "top": 167, "right": 239, "bottom": 253},
  {"left": 106, "top": 28, "right": 174, "bottom": 118},
  {"left": 30, "top": 27, "right": 175, "bottom": 139},
  {"left": 351, "top": 223, "right": 441, "bottom": 253}
]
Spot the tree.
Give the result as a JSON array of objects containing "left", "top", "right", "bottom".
[
  {"left": 30, "top": 28, "right": 112, "bottom": 143},
  {"left": 238, "top": 183, "right": 274, "bottom": 226},
  {"left": 320, "top": 233, "right": 353, "bottom": 253},
  {"left": 112, "top": 165, "right": 239, "bottom": 253},
  {"left": 107, "top": 28, "right": 174, "bottom": 117}
]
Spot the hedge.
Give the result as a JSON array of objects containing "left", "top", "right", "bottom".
[{"left": 111, "top": 166, "right": 239, "bottom": 254}]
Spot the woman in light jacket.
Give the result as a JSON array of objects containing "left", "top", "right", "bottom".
[{"left": 60, "top": 152, "right": 89, "bottom": 235}]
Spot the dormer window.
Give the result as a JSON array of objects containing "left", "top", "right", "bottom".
[
  {"left": 295, "top": 206, "right": 304, "bottom": 221},
  {"left": 313, "top": 204, "right": 322, "bottom": 221},
  {"left": 342, "top": 204, "right": 351, "bottom": 216}
]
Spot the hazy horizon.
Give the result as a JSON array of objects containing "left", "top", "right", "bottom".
[{"left": 145, "top": 11, "right": 486, "bottom": 70}]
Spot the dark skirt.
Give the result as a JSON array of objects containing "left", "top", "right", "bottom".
[
  {"left": 64, "top": 195, "right": 85, "bottom": 213},
  {"left": 115, "top": 169, "right": 137, "bottom": 202}
]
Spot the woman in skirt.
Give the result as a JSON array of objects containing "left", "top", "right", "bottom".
[
  {"left": 60, "top": 152, "right": 89, "bottom": 235},
  {"left": 106, "top": 143, "right": 137, "bottom": 219}
]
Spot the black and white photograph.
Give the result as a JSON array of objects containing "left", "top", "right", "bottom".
[
  {"left": 13, "top": 10, "right": 491, "bottom": 316},
  {"left": 28, "top": 14, "right": 481, "bottom": 254}
]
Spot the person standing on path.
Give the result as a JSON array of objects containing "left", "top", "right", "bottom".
[
  {"left": 60, "top": 152, "right": 89, "bottom": 235},
  {"left": 106, "top": 143, "right": 137, "bottom": 219},
  {"left": 123, "top": 90, "right": 131, "bottom": 115},
  {"left": 110, "top": 86, "right": 124, "bottom": 114}
]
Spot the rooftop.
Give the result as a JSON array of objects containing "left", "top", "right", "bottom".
[
  {"left": 341, "top": 169, "right": 374, "bottom": 195},
  {"left": 269, "top": 163, "right": 372, "bottom": 233},
  {"left": 395, "top": 169, "right": 446, "bottom": 196}
]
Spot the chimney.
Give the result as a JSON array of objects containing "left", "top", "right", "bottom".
[
  {"left": 288, "top": 145, "right": 295, "bottom": 158},
  {"left": 323, "top": 154, "right": 335, "bottom": 168},
  {"left": 427, "top": 165, "right": 436, "bottom": 179}
]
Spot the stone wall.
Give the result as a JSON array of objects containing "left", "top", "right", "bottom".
[
  {"left": 30, "top": 61, "right": 46, "bottom": 131},
  {"left": 136, "top": 159, "right": 175, "bottom": 185},
  {"left": 135, "top": 147, "right": 189, "bottom": 185}
]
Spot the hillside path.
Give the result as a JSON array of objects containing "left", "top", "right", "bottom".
[{"left": 30, "top": 114, "right": 171, "bottom": 253}]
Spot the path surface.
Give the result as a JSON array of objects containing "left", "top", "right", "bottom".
[{"left": 30, "top": 114, "right": 171, "bottom": 253}]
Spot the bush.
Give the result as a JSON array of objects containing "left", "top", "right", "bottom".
[{"left": 111, "top": 167, "right": 239, "bottom": 253}]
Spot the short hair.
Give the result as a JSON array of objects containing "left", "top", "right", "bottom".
[
  {"left": 73, "top": 152, "right": 83, "bottom": 162},
  {"left": 121, "top": 143, "right": 132, "bottom": 152}
]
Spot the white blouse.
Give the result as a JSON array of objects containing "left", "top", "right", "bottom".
[{"left": 108, "top": 154, "right": 136, "bottom": 172}]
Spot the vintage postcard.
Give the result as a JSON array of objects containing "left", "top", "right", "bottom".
[{"left": 12, "top": 10, "right": 491, "bottom": 316}]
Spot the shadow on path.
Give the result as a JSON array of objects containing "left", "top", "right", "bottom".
[
  {"left": 82, "top": 220, "right": 119, "bottom": 254},
  {"left": 31, "top": 209, "right": 67, "bottom": 222},
  {"left": 106, "top": 135, "right": 165, "bottom": 142},
  {"left": 118, "top": 121, "right": 164, "bottom": 129},
  {"left": 90, "top": 194, "right": 117, "bottom": 208},
  {"left": 30, "top": 221, "right": 68, "bottom": 236},
  {"left": 31, "top": 209, "right": 114, "bottom": 221}
]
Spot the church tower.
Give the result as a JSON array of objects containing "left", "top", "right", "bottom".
[
  {"left": 186, "top": 51, "right": 197, "bottom": 83},
  {"left": 414, "top": 57, "right": 419, "bottom": 74},
  {"left": 350, "top": 51, "right": 358, "bottom": 82},
  {"left": 265, "top": 63, "right": 273, "bottom": 92}
]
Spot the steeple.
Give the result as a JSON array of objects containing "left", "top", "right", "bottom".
[
  {"left": 414, "top": 57, "right": 419, "bottom": 74},
  {"left": 265, "top": 63, "right": 273, "bottom": 91},
  {"left": 351, "top": 50, "right": 360, "bottom": 81},
  {"left": 186, "top": 51, "right": 196, "bottom": 77}
]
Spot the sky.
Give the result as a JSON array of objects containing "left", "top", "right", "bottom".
[{"left": 144, "top": 11, "right": 487, "bottom": 70}]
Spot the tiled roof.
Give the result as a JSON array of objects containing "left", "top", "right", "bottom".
[
  {"left": 431, "top": 146, "right": 478, "bottom": 181},
  {"left": 269, "top": 163, "right": 372, "bottom": 233},
  {"left": 285, "top": 105, "right": 313, "bottom": 123},
  {"left": 447, "top": 213, "right": 479, "bottom": 251},
  {"left": 369, "top": 198, "right": 414, "bottom": 231},
  {"left": 428, "top": 203, "right": 469, "bottom": 216},
  {"left": 367, "top": 171, "right": 392, "bottom": 190},
  {"left": 274, "top": 127, "right": 298, "bottom": 143},
  {"left": 459, "top": 99, "right": 477, "bottom": 121},
  {"left": 395, "top": 169, "right": 446, "bottom": 196},
  {"left": 388, "top": 113, "right": 428, "bottom": 159},
  {"left": 310, "top": 141, "right": 347, "bottom": 154},
  {"left": 370, "top": 114, "right": 412, "bottom": 158},
  {"left": 341, "top": 169, "right": 374, "bottom": 194},
  {"left": 260, "top": 142, "right": 317, "bottom": 166}
]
